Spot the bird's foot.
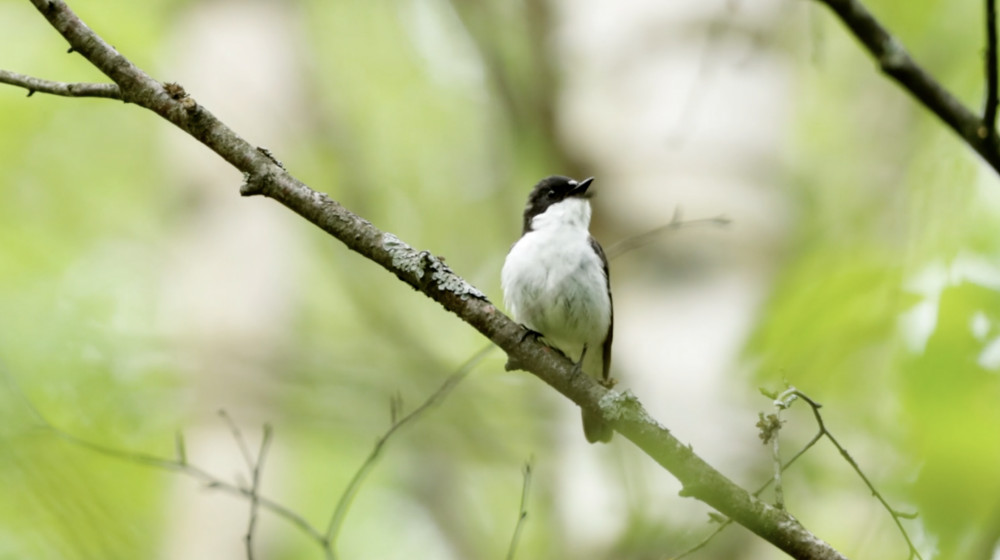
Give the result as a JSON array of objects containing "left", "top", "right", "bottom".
[
  {"left": 519, "top": 326, "right": 544, "bottom": 344},
  {"left": 506, "top": 325, "right": 550, "bottom": 371},
  {"left": 570, "top": 344, "right": 589, "bottom": 378},
  {"left": 600, "top": 376, "right": 618, "bottom": 389}
]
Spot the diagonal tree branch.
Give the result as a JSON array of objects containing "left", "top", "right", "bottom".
[
  {"left": 813, "top": 0, "right": 1000, "bottom": 173},
  {"left": 986, "top": 0, "right": 998, "bottom": 141},
  {"left": 3, "top": 2, "right": 847, "bottom": 558}
]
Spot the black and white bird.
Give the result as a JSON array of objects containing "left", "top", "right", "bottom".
[{"left": 501, "top": 175, "right": 614, "bottom": 443}]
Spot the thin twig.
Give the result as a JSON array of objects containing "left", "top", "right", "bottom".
[
  {"left": 325, "top": 344, "right": 495, "bottom": 554},
  {"left": 769, "top": 430, "right": 784, "bottom": 509},
  {"left": 0, "top": 68, "right": 121, "bottom": 99},
  {"left": 4, "top": 328, "right": 490, "bottom": 560},
  {"left": 767, "top": 410, "right": 785, "bottom": 510},
  {"left": 671, "top": 388, "right": 920, "bottom": 560},
  {"left": 669, "top": 427, "right": 823, "bottom": 560},
  {"left": 47, "top": 425, "right": 328, "bottom": 546},
  {"left": 787, "top": 390, "right": 923, "bottom": 559},
  {"left": 665, "top": 4, "right": 735, "bottom": 148},
  {"left": 505, "top": 460, "right": 533, "bottom": 560},
  {"left": 175, "top": 431, "right": 187, "bottom": 466},
  {"left": 605, "top": 208, "right": 731, "bottom": 259},
  {"left": 986, "top": 0, "right": 999, "bottom": 141},
  {"left": 668, "top": 519, "right": 730, "bottom": 560},
  {"left": 219, "top": 409, "right": 257, "bottom": 476},
  {"left": 245, "top": 424, "right": 274, "bottom": 560}
]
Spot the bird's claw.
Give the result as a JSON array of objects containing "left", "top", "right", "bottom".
[
  {"left": 519, "top": 326, "right": 544, "bottom": 343},
  {"left": 508, "top": 325, "right": 553, "bottom": 371}
]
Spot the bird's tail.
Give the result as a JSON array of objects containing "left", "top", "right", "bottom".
[{"left": 582, "top": 409, "right": 613, "bottom": 443}]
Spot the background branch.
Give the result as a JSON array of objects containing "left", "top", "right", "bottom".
[
  {"left": 505, "top": 460, "right": 533, "bottom": 560},
  {"left": 6, "top": 344, "right": 491, "bottom": 560},
  {"left": 673, "top": 388, "right": 921, "bottom": 559},
  {"left": 780, "top": 390, "right": 922, "bottom": 560},
  {"left": 986, "top": 0, "right": 998, "bottom": 140},
  {"left": 814, "top": 0, "right": 1000, "bottom": 173},
  {"left": 47, "top": 422, "right": 328, "bottom": 548},
  {"left": 246, "top": 423, "right": 273, "bottom": 560},
  {"left": 605, "top": 209, "right": 730, "bottom": 260}
]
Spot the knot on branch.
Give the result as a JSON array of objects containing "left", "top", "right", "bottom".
[
  {"left": 163, "top": 81, "right": 197, "bottom": 111},
  {"left": 240, "top": 169, "right": 279, "bottom": 197},
  {"left": 240, "top": 148, "right": 286, "bottom": 197},
  {"left": 877, "top": 36, "right": 908, "bottom": 73}
]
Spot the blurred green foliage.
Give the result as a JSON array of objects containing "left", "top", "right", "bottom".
[
  {"left": 748, "top": 0, "right": 1000, "bottom": 557},
  {"left": 0, "top": 0, "right": 564, "bottom": 558},
  {"left": 2, "top": 0, "right": 1000, "bottom": 559}
]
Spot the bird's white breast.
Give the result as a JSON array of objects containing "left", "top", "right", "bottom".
[{"left": 501, "top": 199, "right": 611, "bottom": 354}]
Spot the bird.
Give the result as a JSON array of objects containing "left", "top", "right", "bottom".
[{"left": 501, "top": 175, "right": 614, "bottom": 443}]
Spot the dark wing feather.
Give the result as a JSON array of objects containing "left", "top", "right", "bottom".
[{"left": 589, "top": 236, "right": 613, "bottom": 381}]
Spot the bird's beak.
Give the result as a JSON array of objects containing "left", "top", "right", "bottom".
[{"left": 570, "top": 177, "right": 595, "bottom": 198}]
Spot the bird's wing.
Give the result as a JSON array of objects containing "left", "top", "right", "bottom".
[{"left": 589, "top": 236, "right": 613, "bottom": 381}]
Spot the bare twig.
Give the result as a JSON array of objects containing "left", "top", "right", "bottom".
[
  {"left": 505, "top": 460, "right": 533, "bottom": 560},
  {"left": 5, "top": 340, "right": 489, "bottom": 560},
  {"left": 669, "top": 516, "right": 730, "bottom": 560},
  {"left": 0, "top": 68, "right": 121, "bottom": 99},
  {"left": 219, "top": 409, "right": 257, "bottom": 476},
  {"left": 325, "top": 344, "right": 495, "bottom": 555},
  {"left": 673, "top": 388, "right": 920, "bottom": 560},
  {"left": 606, "top": 208, "right": 731, "bottom": 259},
  {"left": 175, "top": 430, "right": 187, "bottom": 466},
  {"left": 986, "top": 0, "right": 999, "bottom": 141},
  {"left": 666, "top": 1, "right": 743, "bottom": 147},
  {"left": 245, "top": 424, "right": 274, "bottom": 560},
  {"left": 670, "top": 422, "right": 826, "bottom": 559},
  {"left": 781, "top": 390, "right": 923, "bottom": 559},
  {"left": 813, "top": 0, "right": 1000, "bottom": 173},
  {"left": 755, "top": 400, "right": 787, "bottom": 511},
  {"left": 216, "top": 411, "right": 275, "bottom": 560},
  {"left": 47, "top": 423, "right": 327, "bottom": 547},
  {"left": 769, "top": 425, "right": 783, "bottom": 510}
]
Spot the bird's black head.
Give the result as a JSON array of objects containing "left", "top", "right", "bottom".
[{"left": 521, "top": 175, "right": 594, "bottom": 233}]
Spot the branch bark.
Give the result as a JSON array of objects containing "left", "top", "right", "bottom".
[
  {"left": 813, "top": 0, "right": 1000, "bottom": 174},
  {"left": 5, "top": 1, "right": 847, "bottom": 558}
]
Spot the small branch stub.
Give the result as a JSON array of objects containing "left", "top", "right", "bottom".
[{"left": 240, "top": 169, "right": 280, "bottom": 197}]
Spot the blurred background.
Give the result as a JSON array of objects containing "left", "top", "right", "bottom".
[{"left": 2, "top": 0, "right": 999, "bottom": 558}]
